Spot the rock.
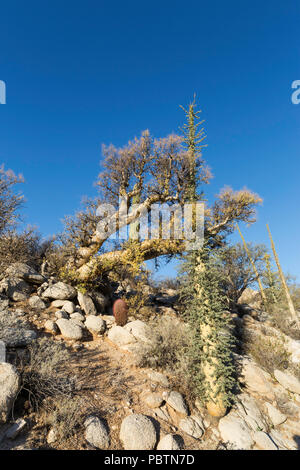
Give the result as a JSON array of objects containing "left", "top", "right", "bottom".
[
  {"left": 241, "top": 358, "right": 274, "bottom": 398},
  {"left": 28, "top": 295, "right": 46, "bottom": 310},
  {"left": 179, "top": 416, "right": 204, "bottom": 439},
  {"left": 70, "top": 312, "right": 85, "bottom": 322},
  {"left": 108, "top": 325, "right": 137, "bottom": 347},
  {"left": 119, "top": 414, "right": 157, "bottom": 450},
  {"left": 60, "top": 301, "right": 75, "bottom": 314},
  {"left": 163, "top": 391, "right": 189, "bottom": 416},
  {"left": 92, "top": 292, "right": 109, "bottom": 313},
  {"left": 153, "top": 405, "right": 171, "bottom": 422},
  {"left": 236, "top": 393, "right": 267, "bottom": 432},
  {"left": 51, "top": 300, "right": 67, "bottom": 308},
  {"left": 274, "top": 369, "right": 300, "bottom": 395},
  {"left": 77, "top": 291, "right": 97, "bottom": 316},
  {"left": 269, "top": 428, "right": 298, "bottom": 450},
  {"left": 44, "top": 320, "right": 58, "bottom": 334},
  {"left": 0, "top": 363, "right": 20, "bottom": 423},
  {"left": 157, "top": 434, "right": 183, "bottom": 450},
  {"left": 6, "top": 418, "right": 27, "bottom": 439},
  {"left": 238, "top": 288, "right": 262, "bottom": 310},
  {"left": 55, "top": 310, "right": 69, "bottom": 319},
  {"left": 85, "top": 315, "right": 106, "bottom": 334},
  {"left": 47, "top": 428, "right": 58, "bottom": 445},
  {"left": 265, "top": 402, "right": 287, "bottom": 426},
  {"left": 253, "top": 431, "right": 278, "bottom": 450},
  {"left": 84, "top": 415, "right": 110, "bottom": 449},
  {"left": 56, "top": 319, "right": 83, "bottom": 340},
  {"left": 124, "top": 320, "right": 152, "bottom": 343},
  {"left": 0, "top": 278, "right": 32, "bottom": 301},
  {"left": 4, "top": 263, "right": 45, "bottom": 284},
  {"left": 42, "top": 282, "right": 77, "bottom": 300},
  {"left": 147, "top": 370, "right": 169, "bottom": 387},
  {"left": 218, "top": 412, "right": 253, "bottom": 450},
  {"left": 0, "top": 327, "right": 37, "bottom": 347},
  {"left": 142, "top": 392, "right": 164, "bottom": 409}
]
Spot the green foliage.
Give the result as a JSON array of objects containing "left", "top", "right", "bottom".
[{"left": 179, "top": 246, "right": 237, "bottom": 408}]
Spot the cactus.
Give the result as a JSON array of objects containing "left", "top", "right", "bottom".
[{"left": 113, "top": 299, "right": 128, "bottom": 326}]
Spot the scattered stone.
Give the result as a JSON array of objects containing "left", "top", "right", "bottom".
[
  {"left": 163, "top": 391, "right": 189, "bottom": 416},
  {"left": 108, "top": 326, "right": 136, "bottom": 347},
  {"left": 253, "top": 431, "right": 278, "bottom": 450},
  {"left": 61, "top": 301, "right": 75, "bottom": 314},
  {"left": 42, "top": 282, "right": 77, "bottom": 300},
  {"left": 147, "top": 371, "right": 169, "bottom": 387},
  {"left": 157, "top": 434, "right": 183, "bottom": 450},
  {"left": 85, "top": 315, "right": 106, "bottom": 334},
  {"left": 56, "top": 318, "right": 83, "bottom": 340},
  {"left": 84, "top": 416, "right": 110, "bottom": 449},
  {"left": 77, "top": 291, "right": 97, "bottom": 316},
  {"left": 265, "top": 402, "right": 287, "bottom": 426},
  {"left": 44, "top": 320, "right": 58, "bottom": 334},
  {"left": 70, "top": 312, "right": 85, "bottom": 322},
  {"left": 120, "top": 414, "right": 157, "bottom": 450},
  {"left": 0, "top": 278, "right": 32, "bottom": 301},
  {"left": 0, "top": 363, "right": 20, "bottom": 423},
  {"left": 55, "top": 310, "right": 69, "bottom": 319},
  {"left": 28, "top": 295, "right": 46, "bottom": 310},
  {"left": 218, "top": 412, "right": 253, "bottom": 450},
  {"left": 274, "top": 369, "right": 300, "bottom": 395},
  {"left": 47, "top": 428, "right": 58, "bottom": 445},
  {"left": 179, "top": 416, "right": 204, "bottom": 439},
  {"left": 142, "top": 392, "right": 164, "bottom": 409},
  {"left": 6, "top": 418, "right": 27, "bottom": 439}
]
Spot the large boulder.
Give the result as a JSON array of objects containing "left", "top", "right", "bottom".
[
  {"left": 119, "top": 414, "right": 157, "bottom": 450},
  {"left": 241, "top": 357, "right": 274, "bottom": 399},
  {"left": 238, "top": 288, "right": 262, "bottom": 310},
  {"left": 124, "top": 320, "right": 152, "bottom": 343},
  {"left": 56, "top": 319, "right": 83, "bottom": 340},
  {"left": 218, "top": 411, "right": 253, "bottom": 450},
  {"left": 84, "top": 416, "right": 110, "bottom": 449},
  {"left": 42, "top": 282, "right": 77, "bottom": 300},
  {"left": 108, "top": 326, "right": 136, "bottom": 347},
  {"left": 77, "top": 292, "right": 97, "bottom": 316},
  {"left": 4, "top": 263, "right": 45, "bottom": 284},
  {"left": 265, "top": 402, "right": 287, "bottom": 426},
  {"left": 274, "top": 369, "right": 300, "bottom": 395},
  {"left": 0, "top": 363, "right": 20, "bottom": 423},
  {"left": 85, "top": 315, "right": 106, "bottom": 334}
]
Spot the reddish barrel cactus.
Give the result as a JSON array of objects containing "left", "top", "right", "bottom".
[{"left": 113, "top": 299, "right": 128, "bottom": 326}]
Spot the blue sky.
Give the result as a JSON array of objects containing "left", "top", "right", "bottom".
[{"left": 0, "top": 0, "right": 299, "bottom": 280}]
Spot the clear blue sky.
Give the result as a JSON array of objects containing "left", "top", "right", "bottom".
[{"left": 0, "top": 0, "right": 299, "bottom": 280}]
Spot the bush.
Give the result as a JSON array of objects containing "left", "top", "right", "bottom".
[
  {"left": 45, "top": 396, "right": 84, "bottom": 442},
  {"left": 18, "top": 337, "right": 77, "bottom": 410},
  {"left": 243, "top": 333, "right": 290, "bottom": 375}
]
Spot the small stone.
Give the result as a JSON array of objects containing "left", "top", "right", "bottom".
[
  {"left": 44, "top": 320, "right": 58, "bottom": 334},
  {"left": 77, "top": 291, "right": 97, "bottom": 316},
  {"left": 85, "top": 315, "right": 106, "bottom": 334},
  {"left": 6, "top": 418, "right": 27, "bottom": 439},
  {"left": 157, "top": 434, "right": 183, "bottom": 450},
  {"left": 120, "top": 414, "right": 157, "bottom": 450},
  {"left": 84, "top": 416, "right": 110, "bottom": 449},
  {"left": 179, "top": 416, "right": 204, "bottom": 439},
  {"left": 142, "top": 392, "right": 163, "bottom": 409},
  {"left": 164, "top": 391, "right": 189, "bottom": 416},
  {"left": 147, "top": 370, "right": 169, "bottom": 387},
  {"left": 56, "top": 319, "right": 83, "bottom": 340},
  {"left": 55, "top": 310, "right": 69, "bottom": 319},
  {"left": 28, "top": 295, "right": 46, "bottom": 310}
]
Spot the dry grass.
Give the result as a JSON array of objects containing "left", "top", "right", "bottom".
[{"left": 243, "top": 332, "right": 290, "bottom": 375}]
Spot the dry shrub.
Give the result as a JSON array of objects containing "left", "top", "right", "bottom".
[
  {"left": 18, "top": 337, "right": 77, "bottom": 410},
  {"left": 0, "top": 228, "right": 44, "bottom": 275},
  {"left": 243, "top": 333, "right": 290, "bottom": 375},
  {"left": 135, "top": 316, "right": 190, "bottom": 373},
  {"left": 44, "top": 396, "right": 84, "bottom": 442},
  {"left": 268, "top": 303, "right": 300, "bottom": 340}
]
